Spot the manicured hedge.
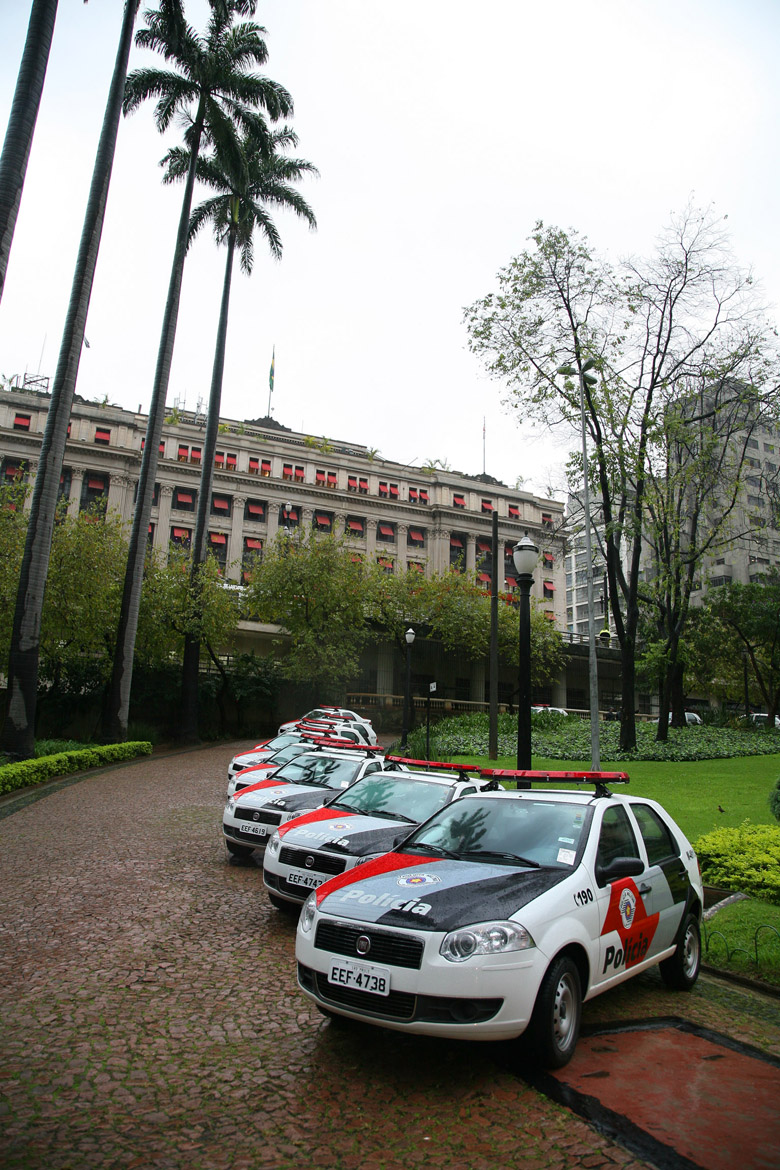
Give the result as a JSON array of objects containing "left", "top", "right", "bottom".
[
  {"left": 0, "top": 742, "right": 153, "bottom": 796},
  {"left": 694, "top": 823, "right": 780, "bottom": 905}
]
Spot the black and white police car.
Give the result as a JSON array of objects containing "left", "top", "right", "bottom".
[
  {"left": 264, "top": 763, "right": 497, "bottom": 909},
  {"left": 228, "top": 732, "right": 309, "bottom": 786},
  {"left": 295, "top": 770, "right": 703, "bottom": 1068},
  {"left": 223, "top": 743, "right": 392, "bottom": 861}
]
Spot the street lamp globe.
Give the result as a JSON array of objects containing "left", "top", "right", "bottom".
[
  {"left": 513, "top": 532, "right": 539, "bottom": 578},
  {"left": 405, "top": 627, "right": 416, "bottom": 646}
]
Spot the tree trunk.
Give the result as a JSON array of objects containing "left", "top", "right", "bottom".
[
  {"left": 103, "top": 94, "right": 207, "bottom": 743},
  {"left": 1, "top": 0, "right": 139, "bottom": 759},
  {"left": 179, "top": 230, "right": 236, "bottom": 743},
  {"left": 0, "top": 0, "right": 58, "bottom": 304}
]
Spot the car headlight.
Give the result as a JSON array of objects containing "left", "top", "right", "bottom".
[
  {"left": 266, "top": 832, "right": 281, "bottom": 857},
  {"left": 440, "top": 921, "right": 535, "bottom": 963},
  {"left": 352, "top": 853, "right": 383, "bottom": 868},
  {"left": 299, "top": 892, "right": 317, "bottom": 934},
  {"left": 225, "top": 799, "right": 235, "bottom": 813}
]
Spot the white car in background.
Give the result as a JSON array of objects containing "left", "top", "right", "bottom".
[{"left": 279, "top": 708, "right": 377, "bottom": 745}]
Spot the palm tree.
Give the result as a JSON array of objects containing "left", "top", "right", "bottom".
[
  {"left": 168, "top": 126, "right": 317, "bottom": 740},
  {"left": 0, "top": 0, "right": 59, "bottom": 305},
  {"left": 103, "top": 0, "right": 293, "bottom": 742},
  {"left": 0, "top": 0, "right": 140, "bottom": 760}
]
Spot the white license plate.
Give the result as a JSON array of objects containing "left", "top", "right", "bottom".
[
  {"left": 288, "top": 871, "right": 323, "bottom": 889},
  {"left": 328, "top": 957, "right": 391, "bottom": 996},
  {"left": 242, "top": 823, "right": 268, "bottom": 837}
]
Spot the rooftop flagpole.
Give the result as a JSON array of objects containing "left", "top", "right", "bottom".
[{"left": 266, "top": 346, "right": 275, "bottom": 417}]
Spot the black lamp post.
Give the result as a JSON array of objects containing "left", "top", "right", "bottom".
[
  {"left": 513, "top": 533, "right": 538, "bottom": 769},
  {"left": 742, "top": 647, "right": 750, "bottom": 717},
  {"left": 283, "top": 500, "right": 293, "bottom": 539},
  {"left": 401, "top": 627, "right": 415, "bottom": 749}
]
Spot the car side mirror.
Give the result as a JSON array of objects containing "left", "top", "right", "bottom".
[
  {"left": 483, "top": 779, "right": 502, "bottom": 792},
  {"left": 595, "top": 856, "right": 645, "bottom": 886}
]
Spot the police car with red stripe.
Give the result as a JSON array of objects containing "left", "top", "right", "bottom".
[
  {"left": 278, "top": 707, "right": 378, "bottom": 745},
  {"left": 263, "top": 761, "right": 498, "bottom": 910},
  {"left": 223, "top": 741, "right": 393, "bottom": 860},
  {"left": 295, "top": 770, "right": 703, "bottom": 1068}
]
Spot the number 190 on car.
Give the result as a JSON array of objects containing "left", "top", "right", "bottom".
[{"left": 328, "top": 957, "right": 391, "bottom": 996}]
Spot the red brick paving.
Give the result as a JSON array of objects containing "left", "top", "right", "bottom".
[{"left": 0, "top": 742, "right": 778, "bottom": 1170}]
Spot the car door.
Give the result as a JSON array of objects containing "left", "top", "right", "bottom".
[
  {"left": 590, "top": 804, "right": 664, "bottom": 992},
  {"left": 624, "top": 800, "right": 689, "bottom": 955}
]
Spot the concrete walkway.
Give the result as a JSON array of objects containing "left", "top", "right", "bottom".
[{"left": 1, "top": 743, "right": 778, "bottom": 1170}]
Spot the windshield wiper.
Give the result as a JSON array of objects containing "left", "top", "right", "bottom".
[
  {"left": 404, "top": 842, "right": 460, "bottom": 859},
  {"left": 326, "top": 801, "right": 356, "bottom": 813},
  {"left": 460, "top": 849, "right": 541, "bottom": 868}
]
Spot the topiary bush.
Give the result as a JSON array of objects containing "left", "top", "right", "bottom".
[
  {"left": 694, "top": 823, "right": 780, "bottom": 905},
  {"left": 0, "top": 742, "right": 153, "bottom": 796}
]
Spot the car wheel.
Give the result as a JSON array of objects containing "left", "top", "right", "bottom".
[
  {"left": 659, "top": 912, "right": 701, "bottom": 990},
  {"left": 525, "top": 955, "right": 582, "bottom": 1069},
  {"left": 225, "top": 840, "right": 254, "bottom": 859},
  {"left": 268, "top": 892, "right": 299, "bottom": 914}
]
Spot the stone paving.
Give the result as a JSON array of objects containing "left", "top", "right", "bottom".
[{"left": 1, "top": 743, "right": 779, "bottom": 1170}]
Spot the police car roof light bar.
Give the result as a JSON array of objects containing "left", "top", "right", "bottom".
[
  {"left": 385, "top": 755, "right": 482, "bottom": 774},
  {"left": 305, "top": 736, "right": 383, "bottom": 753},
  {"left": 480, "top": 768, "right": 630, "bottom": 796}
]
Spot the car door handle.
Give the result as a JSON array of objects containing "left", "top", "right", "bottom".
[{"left": 638, "top": 883, "right": 652, "bottom": 896}]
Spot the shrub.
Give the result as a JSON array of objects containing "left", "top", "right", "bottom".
[
  {"left": 770, "top": 777, "right": 780, "bottom": 823},
  {"left": 0, "top": 742, "right": 153, "bottom": 796},
  {"left": 694, "top": 823, "right": 780, "bottom": 905}
]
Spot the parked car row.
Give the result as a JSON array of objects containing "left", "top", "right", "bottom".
[{"left": 224, "top": 711, "right": 703, "bottom": 1069}]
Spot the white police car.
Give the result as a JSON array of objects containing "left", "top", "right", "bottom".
[
  {"left": 228, "top": 732, "right": 308, "bottom": 785},
  {"left": 279, "top": 708, "right": 377, "bottom": 745},
  {"left": 264, "top": 765, "right": 496, "bottom": 909},
  {"left": 295, "top": 770, "right": 703, "bottom": 1068},
  {"left": 223, "top": 746, "right": 391, "bottom": 860}
]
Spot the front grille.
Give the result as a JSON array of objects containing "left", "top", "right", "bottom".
[
  {"left": 315, "top": 921, "right": 424, "bottom": 969},
  {"left": 235, "top": 807, "right": 282, "bottom": 826},
  {"left": 313, "top": 971, "right": 416, "bottom": 1020},
  {"left": 280, "top": 845, "right": 347, "bottom": 876}
]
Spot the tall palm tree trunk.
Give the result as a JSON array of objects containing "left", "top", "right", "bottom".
[
  {"left": 103, "top": 96, "right": 207, "bottom": 744},
  {"left": 0, "top": 0, "right": 140, "bottom": 759},
  {"left": 0, "top": 0, "right": 59, "bottom": 305},
  {"left": 179, "top": 228, "right": 236, "bottom": 742}
]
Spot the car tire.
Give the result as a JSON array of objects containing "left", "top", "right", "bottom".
[
  {"left": 659, "top": 912, "right": 701, "bottom": 991},
  {"left": 225, "top": 840, "right": 254, "bottom": 859},
  {"left": 267, "top": 892, "right": 299, "bottom": 914},
  {"left": 524, "top": 955, "right": 582, "bottom": 1069}
]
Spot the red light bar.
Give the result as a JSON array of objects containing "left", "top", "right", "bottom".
[
  {"left": 302, "top": 735, "right": 382, "bottom": 752},
  {"left": 480, "top": 770, "right": 629, "bottom": 783},
  {"left": 385, "top": 755, "right": 482, "bottom": 774}
]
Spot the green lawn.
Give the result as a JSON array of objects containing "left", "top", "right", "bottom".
[{"left": 459, "top": 751, "right": 780, "bottom": 844}]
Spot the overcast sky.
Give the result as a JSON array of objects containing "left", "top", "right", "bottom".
[{"left": 1, "top": 0, "right": 779, "bottom": 498}]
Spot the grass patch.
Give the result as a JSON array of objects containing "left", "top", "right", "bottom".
[{"left": 704, "top": 898, "right": 780, "bottom": 988}]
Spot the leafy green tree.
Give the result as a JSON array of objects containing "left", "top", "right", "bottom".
[
  {"left": 1, "top": 0, "right": 140, "bottom": 760},
  {"left": 105, "top": 0, "right": 293, "bottom": 742},
  {"left": 0, "top": 478, "right": 30, "bottom": 668},
  {"left": 245, "top": 531, "right": 369, "bottom": 692},
  {"left": 0, "top": 0, "right": 58, "bottom": 304},
  {"left": 163, "top": 124, "right": 316, "bottom": 740},
  {"left": 465, "top": 208, "right": 775, "bottom": 751}
]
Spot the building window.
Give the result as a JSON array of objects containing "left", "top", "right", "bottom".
[
  {"left": 543, "top": 550, "right": 555, "bottom": 567},
  {"left": 543, "top": 580, "right": 555, "bottom": 600},
  {"left": 80, "top": 473, "right": 108, "bottom": 512},
  {"left": 378, "top": 481, "right": 389, "bottom": 498},
  {"left": 408, "top": 560, "right": 424, "bottom": 572},
  {"left": 294, "top": 465, "right": 305, "bottom": 482},
  {"left": 171, "top": 526, "right": 191, "bottom": 550},
  {"left": 346, "top": 516, "right": 365, "bottom": 537},
  {"left": 142, "top": 437, "right": 166, "bottom": 456},
  {"left": 376, "top": 521, "right": 396, "bottom": 543},
  {"left": 13, "top": 413, "right": 31, "bottom": 430},
  {"left": 215, "top": 451, "right": 225, "bottom": 468},
  {"left": 453, "top": 493, "right": 466, "bottom": 508},
  {"left": 358, "top": 477, "right": 369, "bottom": 494},
  {"left": 407, "top": 527, "right": 426, "bottom": 548},
  {"left": 190, "top": 447, "right": 201, "bottom": 464},
  {"left": 147, "top": 522, "right": 155, "bottom": 547},
  {"left": 313, "top": 510, "right": 333, "bottom": 532},
  {"left": 58, "top": 468, "right": 72, "bottom": 501},
  {"left": 208, "top": 532, "right": 227, "bottom": 572},
  {"left": 389, "top": 483, "right": 399, "bottom": 498},
  {"left": 248, "top": 457, "right": 260, "bottom": 475},
  {"left": 327, "top": 471, "right": 337, "bottom": 488},
  {"left": 283, "top": 463, "right": 294, "bottom": 481},
  {"left": 178, "top": 444, "right": 189, "bottom": 462},
  {"left": 211, "top": 494, "right": 232, "bottom": 517},
  {"left": 279, "top": 503, "right": 299, "bottom": 528},
  {"left": 261, "top": 459, "right": 271, "bottom": 477},
  {"left": 133, "top": 481, "right": 160, "bottom": 507},
  {"left": 418, "top": 488, "right": 429, "bottom": 504},
  {"left": 409, "top": 486, "right": 419, "bottom": 503},
  {"left": 315, "top": 469, "right": 326, "bottom": 485},
  {"left": 94, "top": 427, "right": 111, "bottom": 445},
  {"left": 347, "top": 475, "right": 358, "bottom": 492},
  {"left": 450, "top": 533, "right": 465, "bottom": 568},
  {"left": 173, "top": 487, "right": 196, "bottom": 511},
  {"left": 377, "top": 556, "right": 394, "bottom": 573},
  {"left": 508, "top": 503, "right": 520, "bottom": 519},
  {"left": 242, "top": 537, "right": 263, "bottom": 580},
  {"left": 542, "top": 512, "right": 553, "bottom": 529},
  {"left": 244, "top": 499, "right": 266, "bottom": 523},
  {"left": 225, "top": 452, "right": 237, "bottom": 470},
  {"left": 481, "top": 499, "right": 493, "bottom": 513}
]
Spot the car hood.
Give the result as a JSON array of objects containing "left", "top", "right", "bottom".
[
  {"left": 278, "top": 807, "right": 413, "bottom": 856},
  {"left": 313, "top": 850, "right": 569, "bottom": 932}
]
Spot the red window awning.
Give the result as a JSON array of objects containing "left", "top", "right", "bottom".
[
  {"left": 249, "top": 458, "right": 259, "bottom": 471},
  {"left": 176, "top": 492, "right": 193, "bottom": 504},
  {"left": 14, "top": 415, "right": 30, "bottom": 428},
  {"left": 409, "top": 488, "right": 418, "bottom": 500},
  {"left": 348, "top": 519, "right": 364, "bottom": 532},
  {"left": 178, "top": 445, "right": 189, "bottom": 457},
  {"left": 327, "top": 472, "right": 337, "bottom": 484},
  {"left": 505, "top": 573, "right": 518, "bottom": 584},
  {"left": 389, "top": 484, "right": 399, "bottom": 497},
  {"left": 315, "top": 513, "right": 331, "bottom": 526},
  {"left": 315, "top": 471, "right": 326, "bottom": 483},
  {"left": 5, "top": 465, "right": 19, "bottom": 478},
  {"left": 173, "top": 527, "right": 190, "bottom": 539},
  {"left": 378, "top": 483, "right": 388, "bottom": 495},
  {"left": 212, "top": 497, "right": 229, "bottom": 510},
  {"left": 409, "top": 529, "right": 424, "bottom": 542},
  {"left": 210, "top": 533, "right": 226, "bottom": 545},
  {"left": 481, "top": 500, "right": 494, "bottom": 512},
  {"left": 508, "top": 504, "right": 520, "bottom": 518},
  {"left": 378, "top": 523, "right": 394, "bottom": 536},
  {"left": 378, "top": 557, "right": 393, "bottom": 568},
  {"left": 477, "top": 539, "right": 491, "bottom": 553},
  {"left": 261, "top": 460, "right": 271, "bottom": 473},
  {"left": 190, "top": 449, "right": 201, "bottom": 462},
  {"left": 348, "top": 476, "right": 357, "bottom": 488},
  {"left": 247, "top": 502, "right": 264, "bottom": 515},
  {"left": 450, "top": 536, "right": 463, "bottom": 547},
  {"left": 419, "top": 490, "right": 429, "bottom": 502},
  {"left": 544, "top": 552, "right": 554, "bottom": 563},
  {"left": 295, "top": 467, "right": 305, "bottom": 480},
  {"left": 544, "top": 580, "right": 555, "bottom": 590},
  {"left": 214, "top": 454, "right": 225, "bottom": 466},
  {"left": 226, "top": 455, "right": 237, "bottom": 468},
  {"left": 477, "top": 572, "right": 491, "bottom": 582},
  {"left": 95, "top": 429, "right": 110, "bottom": 441},
  {"left": 542, "top": 513, "right": 552, "bottom": 523},
  {"left": 453, "top": 494, "right": 465, "bottom": 506},
  {"left": 285, "top": 507, "right": 299, "bottom": 520},
  {"left": 245, "top": 538, "right": 263, "bottom": 550},
  {"left": 409, "top": 561, "right": 424, "bottom": 572},
  {"left": 505, "top": 543, "right": 515, "bottom": 558},
  {"left": 88, "top": 477, "right": 106, "bottom": 490},
  {"left": 359, "top": 478, "right": 368, "bottom": 490}
]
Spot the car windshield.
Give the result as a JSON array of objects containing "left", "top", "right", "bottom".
[
  {"left": 262, "top": 734, "right": 302, "bottom": 752},
  {"left": 329, "top": 775, "right": 454, "bottom": 824},
  {"left": 403, "top": 797, "right": 593, "bottom": 868},
  {"left": 268, "top": 743, "right": 310, "bottom": 765},
  {"left": 274, "top": 756, "right": 361, "bottom": 789}
]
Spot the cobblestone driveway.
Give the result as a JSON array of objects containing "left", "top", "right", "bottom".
[{"left": 1, "top": 744, "right": 778, "bottom": 1170}]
